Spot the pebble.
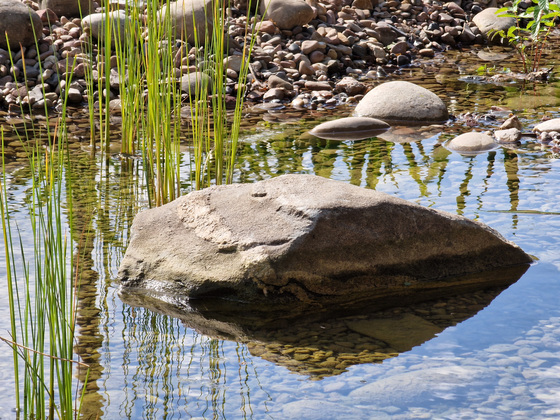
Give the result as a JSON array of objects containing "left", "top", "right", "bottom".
[{"left": 0, "top": 0, "right": 502, "bottom": 115}]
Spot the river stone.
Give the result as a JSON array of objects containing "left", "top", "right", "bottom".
[
  {"left": 473, "top": 8, "right": 516, "bottom": 40},
  {"left": 40, "top": 0, "right": 93, "bottom": 18},
  {"left": 309, "top": 116, "right": 390, "bottom": 140},
  {"left": 158, "top": 0, "right": 214, "bottom": 45},
  {"left": 82, "top": 10, "right": 129, "bottom": 47},
  {"left": 260, "top": 0, "right": 314, "bottom": 30},
  {"left": 354, "top": 81, "right": 449, "bottom": 123},
  {"left": 118, "top": 174, "right": 532, "bottom": 306},
  {"left": 533, "top": 118, "right": 560, "bottom": 133},
  {"left": 494, "top": 128, "right": 521, "bottom": 143},
  {"left": 447, "top": 131, "right": 498, "bottom": 154},
  {"left": 0, "top": 0, "right": 43, "bottom": 50},
  {"left": 180, "top": 71, "right": 211, "bottom": 94},
  {"left": 374, "top": 22, "right": 400, "bottom": 46}
]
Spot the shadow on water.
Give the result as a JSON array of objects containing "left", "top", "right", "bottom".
[{"left": 119, "top": 264, "right": 528, "bottom": 379}]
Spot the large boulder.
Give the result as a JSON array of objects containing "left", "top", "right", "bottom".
[
  {"left": 158, "top": 0, "right": 214, "bottom": 45},
  {"left": 260, "top": 0, "right": 314, "bottom": 30},
  {"left": 118, "top": 174, "right": 532, "bottom": 307},
  {"left": 0, "top": 0, "right": 43, "bottom": 50},
  {"left": 354, "top": 81, "right": 449, "bottom": 123},
  {"left": 40, "top": 0, "right": 93, "bottom": 18}
]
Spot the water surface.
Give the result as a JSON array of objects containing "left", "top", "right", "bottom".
[{"left": 1, "top": 47, "right": 560, "bottom": 419}]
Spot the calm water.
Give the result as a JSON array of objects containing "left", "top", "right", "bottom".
[{"left": 1, "top": 48, "right": 560, "bottom": 419}]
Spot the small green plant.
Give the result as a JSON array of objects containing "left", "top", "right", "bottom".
[{"left": 495, "top": 0, "right": 560, "bottom": 73}]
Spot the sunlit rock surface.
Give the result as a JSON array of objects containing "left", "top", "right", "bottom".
[
  {"left": 447, "top": 131, "right": 499, "bottom": 154},
  {"left": 158, "top": 0, "right": 214, "bottom": 45},
  {"left": 0, "top": 0, "right": 43, "bottom": 50},
  {"left": 309, "top": 116, "right": 390, "bottom": 140},
  {"left": 354, "top": 81, "right": 449, "bottom": 123},
  {"left": 118, "top": 174, "right": 532, "bottom": 307},
  {"left": 260, "top": 0, "right": 314, "bottom": 30},
  {"left": 533, "top": 118, "right": 560, "bottom": 133},
  {"left": 472, "top": 7, "right": 516, "bottom": 40}
]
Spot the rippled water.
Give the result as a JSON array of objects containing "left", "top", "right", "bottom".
[{"left": 1, "top": 47, "right": 560, "bottom": 418}]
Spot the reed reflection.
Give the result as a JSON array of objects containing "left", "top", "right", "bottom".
[
  {"left": 119, "top": 304, "right": 264, "bottom": 419},
  {"left": 65, "top": 151, "right": 142, "bottom": 419},
  {"left": 120, "top": 264, "right": 527, "bottom": 381}
]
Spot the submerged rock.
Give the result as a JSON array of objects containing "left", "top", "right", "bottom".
[
  {"left": 354, "top": 81, "right": 449, "bottom": 123},
  {"left": 309, "top": 116, "right": 390, "bottom": 140},
  {"left": 118, "top": 174, "right": 531, "bottom": 307}
]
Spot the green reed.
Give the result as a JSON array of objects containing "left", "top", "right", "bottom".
[
  {"left": 95, "top": 0, "right": 261, "bottom": 201},
  {"left": 1, "top": 28, "right": 88, "bottom": 418},
  {"left": 187, "top": 0, "right": 261, "bottom": 189},
  {"left": 1, "top": 127, "right": 89, "bottom": 419}
]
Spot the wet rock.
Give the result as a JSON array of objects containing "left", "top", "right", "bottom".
[
  {"left": 158, "top": 0, "right": 214, "bottom": 45},
  {"left": 354, "top": 81, "right": 449, "bottom": 123},
  {"left": 494, "top": 128, "right": 521, "bottom": 144},
  {"left": 40, "top": 0, "right": 93, "bottom": 18},
  {"left": 118, "top": 174, "right": 532, "bottom": 306},
  {"left": 459, "top": 23, "right": 477, "bottom": 43},
  {"left": 0, "top": 0, "right": 43, "bottom": 50},
  {"left": 447, "top": 131, "right": 498, "bottom": 154},
  {"left": 309, "top": 116, "right": 389, "bottom": 140},
  {"left": 261, "top": 0, "right": 314, "bottom": 30},
  {"left": 500, "top": 114, "right": 522, "bottom": 130},
  {"left": 419, "top": 48, "right": 435, "bottom": 57},
  {"left": 533, "top": 118, "right": 560, "bottom": 133},
  {"left": 473, "top": 7, "right": 516, "bottom": 41}
]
